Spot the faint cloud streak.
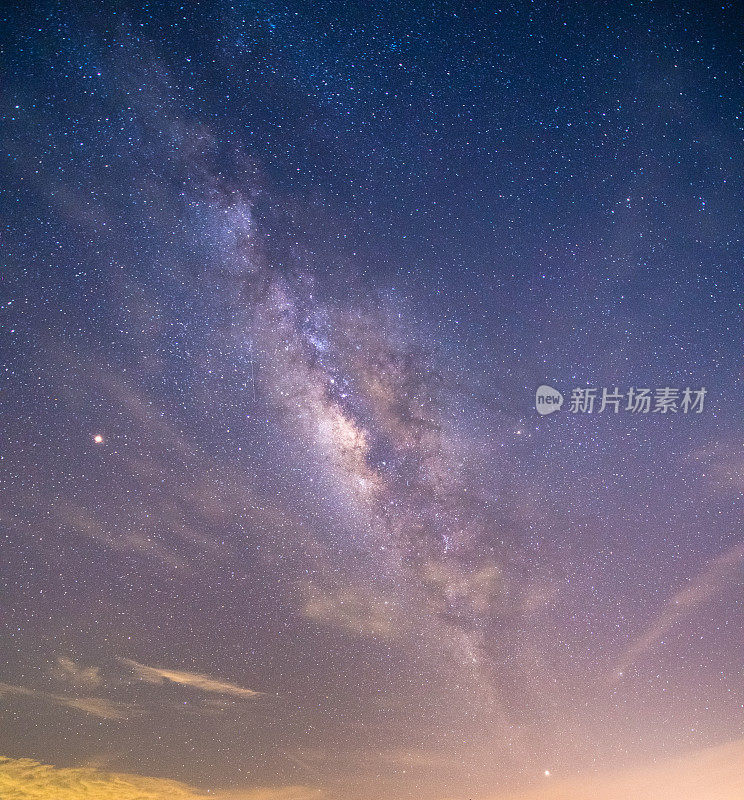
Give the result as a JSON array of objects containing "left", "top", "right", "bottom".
[
  {"left": 0, "top": 683, "right": 132, "bottom": 721},
  {"left": 119, "top": 658, "right": 263, "bottom": 698},
  {"left": 607, "top": 541, "right": 744, "bottom": 682}
]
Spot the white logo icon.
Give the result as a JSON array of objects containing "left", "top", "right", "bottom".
[{"left": 535, "top": 385, "right": 564, "bottom": 415}]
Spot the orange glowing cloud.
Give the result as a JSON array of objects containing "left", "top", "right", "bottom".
[
  {"left": 119, "top": 658, "right": 263, "bottom": 698},
  {"left": 0, "top": 756, "right": 322, "bottom": 800}
]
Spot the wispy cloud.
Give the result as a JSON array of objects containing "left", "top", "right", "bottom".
[
  {"left": 56, "top": 502, "right": 188, "bottom": 570},
  {"left": 52, "top": 657, "right": 103, "bottom": 690},
  {"left": 689, "top": 439, "right": 744, "bottom": 492},
  {"left": 607, "top": 541, "right": 744, "bottom": 682},
  {"left": 0, "top": 682, "right": 132, "bottom": 720},
  {"left": 301, "top": 584, "right": 402, "bottom": 638},
  {"left": 47, "top": 366, "right": 295, "bottom": 573},
  {"left": 421, "top": 559, "right": 509, "bottom": 617},
  {"left": 119, "top": 658, "right": 263, "bottom": 698}
]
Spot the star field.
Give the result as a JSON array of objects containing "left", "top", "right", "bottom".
[{"left": 1, "top": 2, "right": 743, "bottom": 799}]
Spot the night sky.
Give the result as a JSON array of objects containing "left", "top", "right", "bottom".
[{"left": 1, "top": 2, "right": 743, "bottom": 799}]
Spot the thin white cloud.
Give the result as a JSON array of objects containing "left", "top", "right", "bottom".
[
  {"left": 689, "top": 439, "right": 744, "bottom": 492},
  {"left": 607, "top": 541, "right": 744, "bottom": 682},
  {"left": 0, "top": 682, "right": 132, "bottom": 720},
  {"left": 119, "top": 658, "right": 263, "bottom": 698},
  {"left": 301, "top": 584, "right": 401, "bottom": 638},
  {"left": 52, "top": 657, "right": 103, "bottom": 689}
]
